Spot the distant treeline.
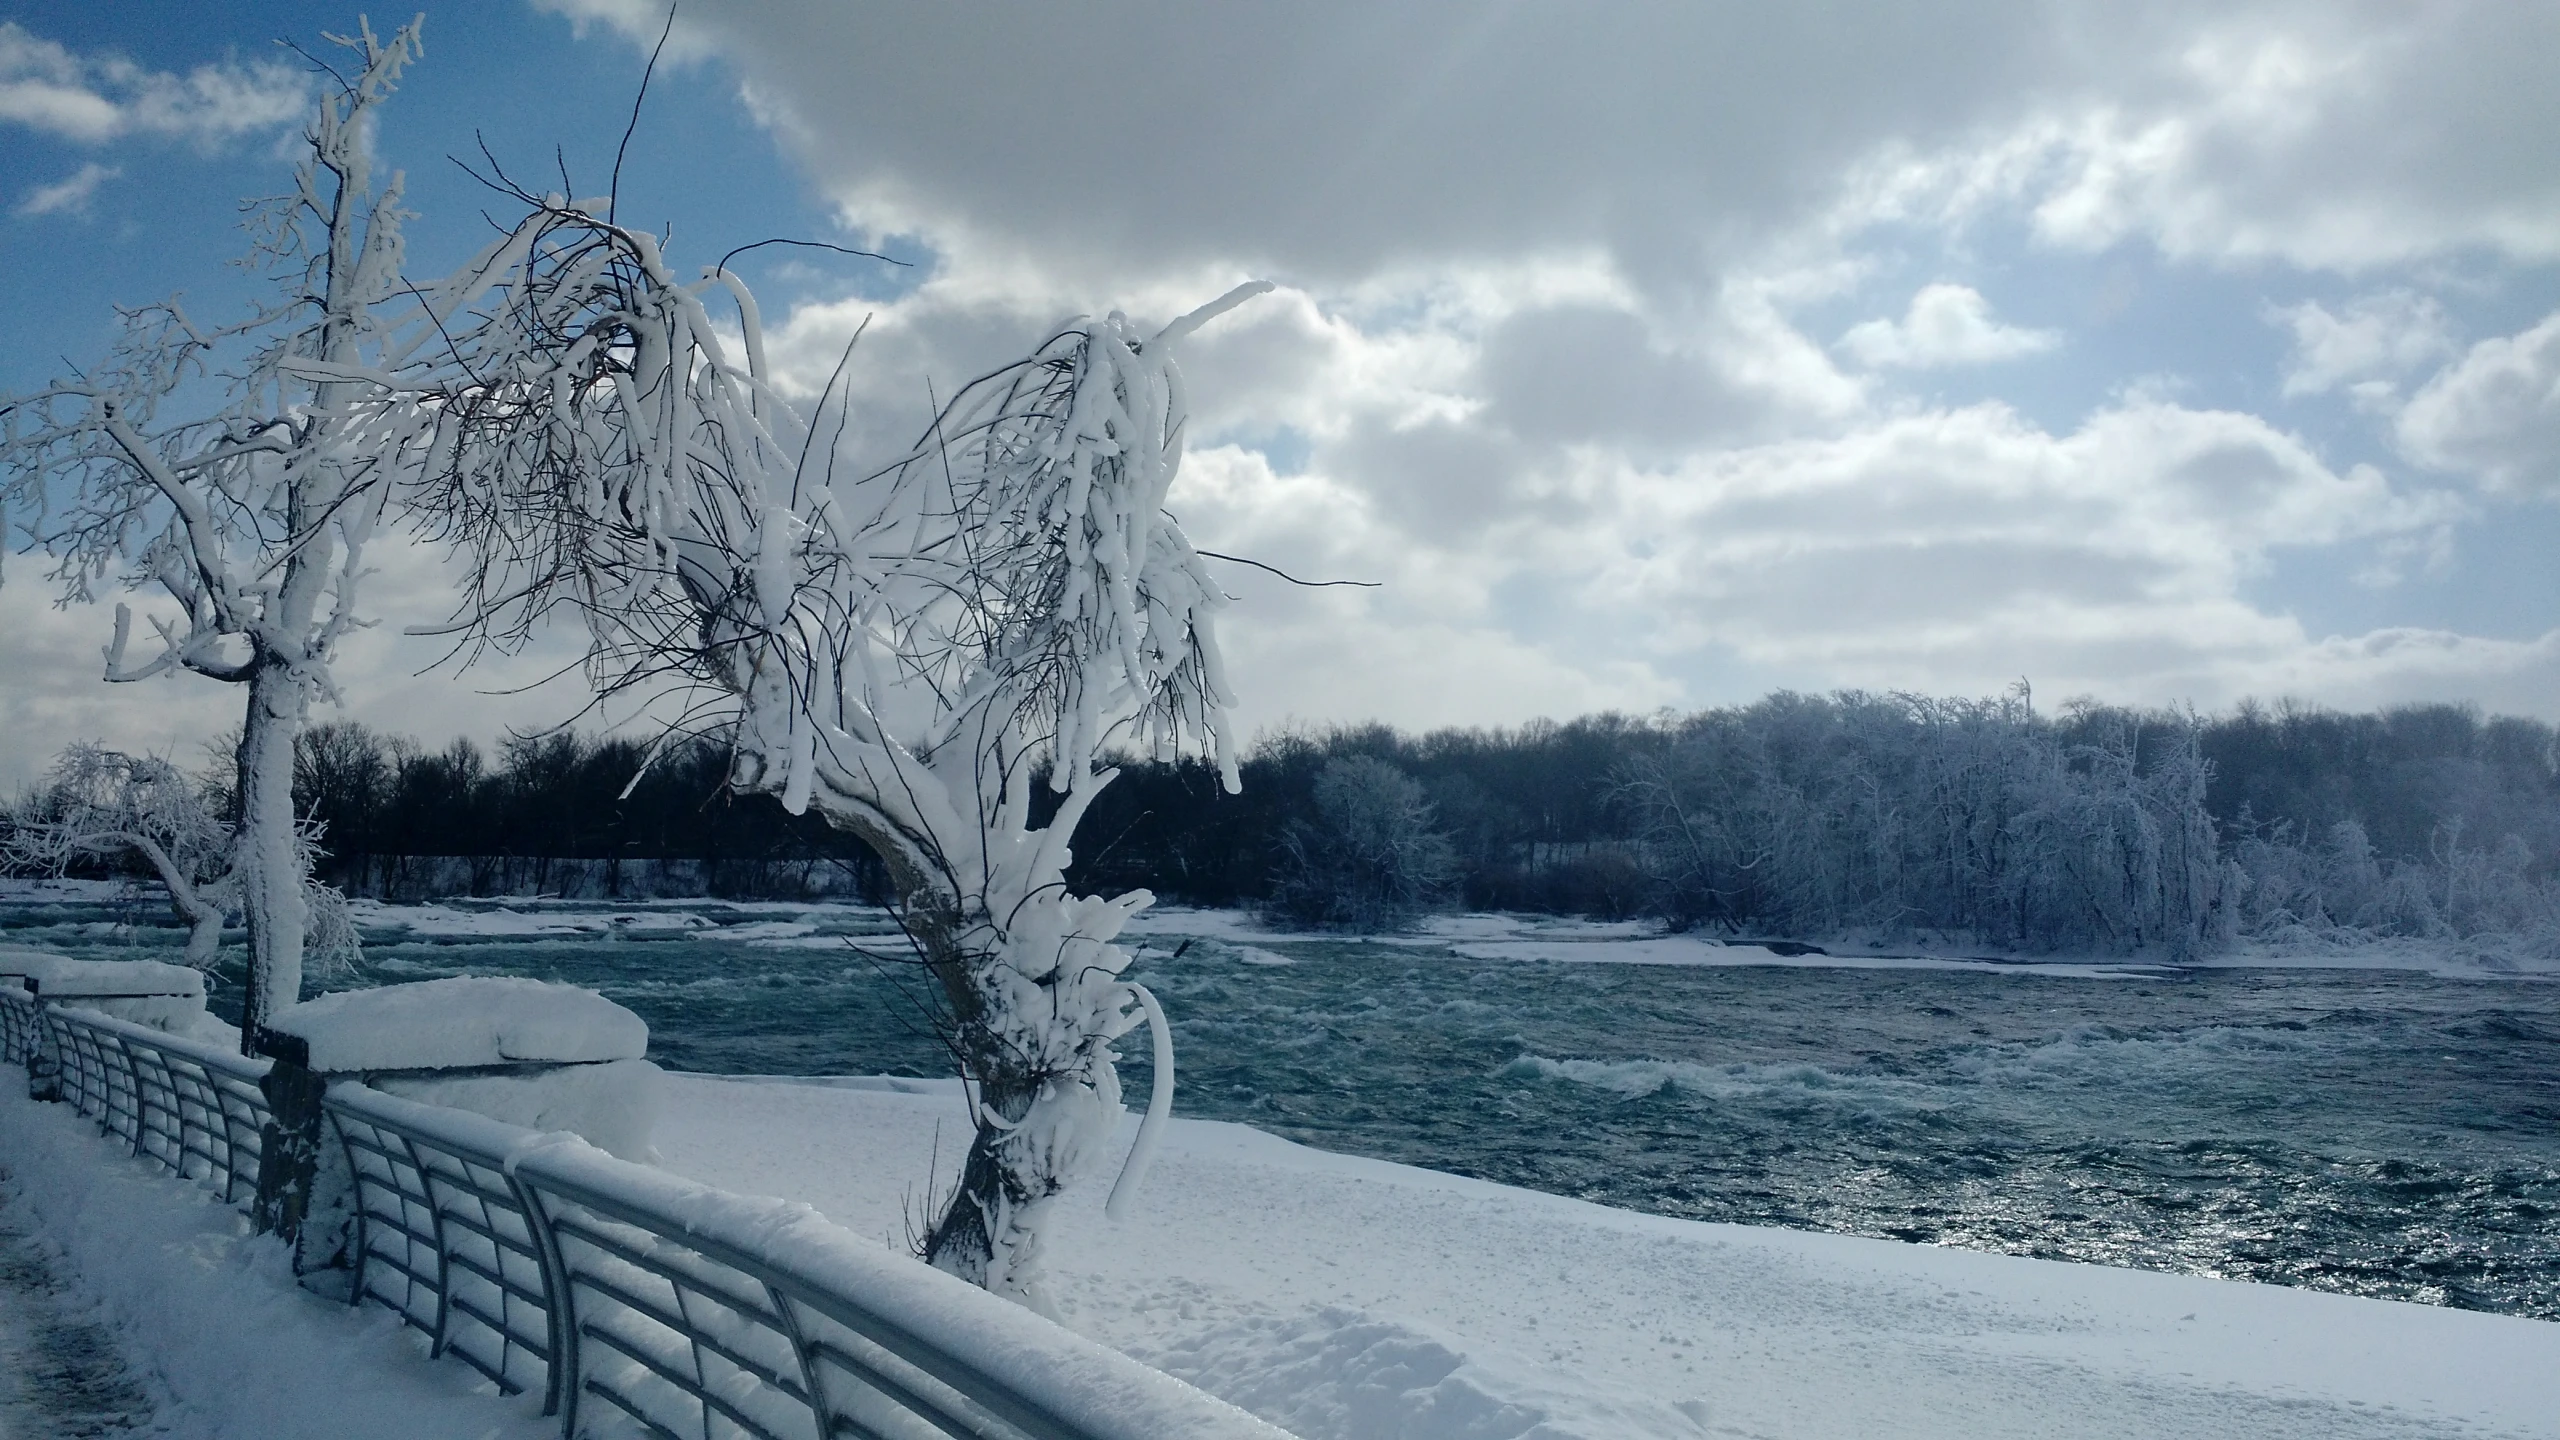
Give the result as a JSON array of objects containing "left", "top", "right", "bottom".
[
  {"left": 13, "top": 696, "right": 2546, "bottom": 949},
  {"left": 239, "top": 692, "right": 2560, "bottom": 955},
  {"left": 1070, "top": 697, "right": 2558, "bottom": 939},
  {"left": 284, "top": 727, "right": 892, "bottom": 903}
]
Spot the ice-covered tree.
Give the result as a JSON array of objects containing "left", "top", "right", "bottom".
[
  {"left": 0, "top": 20, "right": 423, "bottom": 1047},
  {"left": 1616, "top": 691, "right": 2229, "bottom": 956},
  {"left": 350, "top": 191, "right": 1265, "bottom": 1300},
  {"left": 1269, "top": 755, "right": 1456, "bottom": 931},
  {"left": 3, "top": 743, "right": 357, "bottom": 973}
]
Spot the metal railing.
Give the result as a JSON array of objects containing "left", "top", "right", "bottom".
[
  {"left": 327, "top": 1085, "right": 563, "bottom": 1406},
  {"left": 2, "top": 991, "right": 1290, "bottom": 1439},
  {"left": 325, "top": 1081, "right": 1291, "bottom": 1440},
  {"left": 0, "top": 986, "right": 40, "bottom": 1067},
  {"left": 4, "top": 990, "right": 272, "bottom": 1205}
]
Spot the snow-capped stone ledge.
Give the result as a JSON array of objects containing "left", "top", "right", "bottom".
[
  {"left": 4, "top": 955, "right": 222, "bottom": 1042},
  {"left": 272, "top": 977, "right": 661, "bottom": 1162},
  {"left": 272, "top": 976, "right": 645, "bottom": 1072},
  {"left": 5, "top": 955, "right": 204, "bottom": 999}
]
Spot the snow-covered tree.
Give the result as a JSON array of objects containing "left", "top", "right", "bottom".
[
  {"left": 1270, "top": 755, "right": 1456, "bottom": 931},
  {"left": 3, "top": 742, "right": 358, "bottom": 973},
  {"left": 349, "top": 194, "right": 1265, "bottom": 1301},
  {"left": 1617, "top": 691, "right": 2228, "bottom": 956},
  {"left": 0, "top": 21, "right": 423, "bottom": 1048}
]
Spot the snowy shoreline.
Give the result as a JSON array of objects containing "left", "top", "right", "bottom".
[
  {"left": 656, "top": 1072, "right": 2559, "bottom": 1440},
  {"left": 2, "top": 1055, "right": 2554, "bottom": 1438}
]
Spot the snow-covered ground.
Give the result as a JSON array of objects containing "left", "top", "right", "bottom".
[
  {"left": 655, "top": 1073, "right": 2560, "bottom": 1440},
  {"left": 2, "top": 1056, "right": 2554, "bottom": 1438},
  {"left": 0, "top": 1084, "right": 545, "bottom": 1440},
  {"left": 0, "top": 1178, "right": 157, "bottom": 1438}
]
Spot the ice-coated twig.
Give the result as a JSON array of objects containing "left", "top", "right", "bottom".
[{"left": 1104, "top": 981, "right": 1175, "bottom": 1220}]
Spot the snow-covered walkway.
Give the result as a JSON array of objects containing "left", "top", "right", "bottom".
[
  {"left": 0, "top": 1086, "right": 548, "bottom": 1440},
  {"left": 0, "top": 1176, "right": 154, "bottom": 1439}
]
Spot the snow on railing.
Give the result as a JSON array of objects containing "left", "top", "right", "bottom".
[
  {"left": 326, "top": 1080, "right": 1292, "bottom": 1440},
  {"left": 5, "top": 992, "right": 272, "bottom": 1204},
  {"left": 0, "top": 987, "right": 40, "bottom": 1068},
  {"left": 6, "top": 994, "right": 1291, "bottom": 1440}
]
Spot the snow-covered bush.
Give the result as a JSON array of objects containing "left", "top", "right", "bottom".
[
  {"left": 1268, "top": 755, "right": 1456, "bottom": 931},
  {"left": 2226, "top": 815, "right": 2560, "bottom": 958},
  {"left": 1619, "top": 691, "right": 2227, "bottom": 956},
  {"left": 4, "top": 742, "right": 359, "bottom": 974}
]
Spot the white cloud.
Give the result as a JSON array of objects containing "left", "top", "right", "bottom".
[
  {"left": 2268, "top": 290, "right": 2457, "bottom": 400},
  {"left": 1839, "top": 284, "right": 2059, "bottom": 369},
  {"left": 2396, "top": 311, "right": 2560, "bottom": 493},
  {"left": 1576, "top": 399, "right": 2455, "bottom": 688},
  {"left": 207, "top": 0, "right": 2552, "bottom": 749},
  {"left": 0, "top": 536, "right": 623, "bottom": 794},
  {"left": 541, "top": 0, "right": 2116, "bottom": 287},
  {"left": 0, "top": 21, "right": 305, "bottom": 147},
  {"left": 2227, "top": 626, "right": 2560, "bottom": 719},
  {"left": 1838, "top": 9, "right": 2560, "bottom": 273},
  {"left": 16, "top": 160, "right": 117, "bottom": 217}
]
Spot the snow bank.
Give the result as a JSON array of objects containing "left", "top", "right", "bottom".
[
  {"left": 273, "top": 978, "right": 660, "bottom": 1160},
  {"left": 371, "top": 1057, "right": 662, "bottom": 1164},
  {"left": 273, "top": 975, "right": 646, "bottom": 1070},
  {"left": 0, "top": 1083, "right": 547, "bottom": 1439},
  {"left": 657, "top": 1073, "right": 2560, "bottom": 1440}
]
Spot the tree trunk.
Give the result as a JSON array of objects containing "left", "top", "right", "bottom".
[
  {"left": 183, "top": 908, "right": 225, "bottom": 969},
  {"left": 923, "top": 1066, "right": 1045, "bottom": 1290},
  {"left": 235, "top": 661, "right": 309, "bottom": 1052},
  {"left": 799, "top": 796, "right": 1055, "bottom": 1295},
  {"left": 117, "top": 833, "right": 228, "bottom": 970}
]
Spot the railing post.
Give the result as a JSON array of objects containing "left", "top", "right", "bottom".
[
  {"left": 767, "top": 1282, "right": 839, "bottom": 1439},
  {"left": 516, "top": 1179, "right": 583, "bottom": 1437},
  {"left": 110, "top": 1034, "right": 145, "bottom": 1154},
  {"left": 508, "top": 1175, "right": 573, "bottom": 1422},
  {"left": 253, "top": 1029, "right": 327, "bottom": 1254},
  {"left": 402, "top": 1132, "right": 459, "bottom": 1359},
  {"left": 25, "top": 1001, "right": 63, "bottom": 1103}
]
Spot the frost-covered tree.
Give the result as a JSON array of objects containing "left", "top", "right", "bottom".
[
  {"left": 3, "top": 743, "right": 357, "bottom": 973},
  {"left": 343, "top": 192, "right": 1265, "bottom": 1300},
  {"left": 1618, "top": 691, "right": 2228, "bottom": 956},
  {"left": 0, "top": 21, "right": 424, "bottom": 1047},
  {"left": 1269, "top": 755, "right": 1456, "bottom": 931}
]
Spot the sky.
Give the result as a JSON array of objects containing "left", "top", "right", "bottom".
[{"left": 2, "top": 2, "right": 2556, "bottom": 789}]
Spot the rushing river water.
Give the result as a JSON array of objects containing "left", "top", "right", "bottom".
[{"left": 9, "top": 889, "right": 2557, "bottom": 1321}]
